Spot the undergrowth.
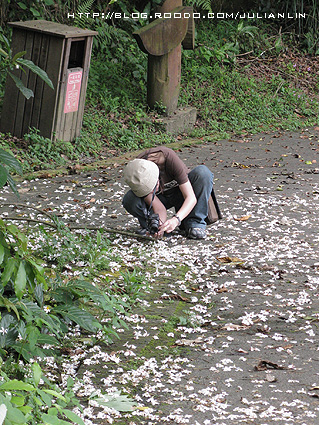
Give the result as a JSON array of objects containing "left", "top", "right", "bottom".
[{"left": 0, "top": 19, "right": 319, "bottom": 174}]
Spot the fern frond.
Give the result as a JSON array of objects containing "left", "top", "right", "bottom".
[
  {"left": 74, "top": 0, "right": 96, "bottom": 28},
  {"left": 93, "top": 24, "right": 128, "bottom": 52},
  {"left": 185, "top": 0, "right": 212, "bottom": 13}
]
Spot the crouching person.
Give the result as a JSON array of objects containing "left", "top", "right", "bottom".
[{"left": 122, "top": 146, "right": 215, "bottom": 239}]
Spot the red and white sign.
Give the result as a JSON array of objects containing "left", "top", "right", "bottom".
[{"left": 64, "top": 70, "right": 83, "bottom": 114}]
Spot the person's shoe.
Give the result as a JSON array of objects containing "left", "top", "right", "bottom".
[
  {"left": 136, "top": 227, "right": 147, "bottom": 236},
  {"left": 186, "top": 228, "right": 206, "bottom": 240}
]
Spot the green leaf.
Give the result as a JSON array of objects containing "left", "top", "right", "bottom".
[
  {"left": 6, "top": 174, "right": 19, "bottom": 197},
  {"left": 44, "top": 0, "right": 55, "bottom": 4},
  {"left": 14, "top": 261, "right": 27, "bottom": 300},
  {"left": 10, "top": 344, "right": 30, "bottom": 362},
  {"left": 275, "top": 36, "right": 282, "bottom": 51},
  {"left": 42, "top": 389, "right": 66, "bottom": 402},
  {"left": 0, "top": 48, "right": 8, "bottom": 58},
  {"left": 0, "top": 296, "right": 20, "bottom": 320},
  {"left": 31, "top": 395, "right": 45, "bottom": 406},
  {"left": 53, "top": 305, "right": 100, "bottom": 332},
  {"left": 0, "top": 165, "right": 8, "bottom": 188},
  {"left": 32, "top": 362, "right": 42, "bottom": 387},
  {"left": 17, "top": 59, "right": 54, "bottom": 90},
  {"left": 37, "top": 333, "right": 59, "bottom": 346},
  {"left": 90, "top": 392, "right": 137, "bottom": 412},
  {"left": 37, "top": 389, "right": 52, "bottom": 408},
  {"left": 30, "top": 7, "right": 41, "bottom": 16},
  {"left": 0, "top": 148, "right": 22, "bottom": 175},
  {"left": 96, "top": 230, "right": 101, "bottom": 246},
  {"left": 18, "top": 405, "right": 32, "bottom": 414},
  {"left": 17, "top": 231, "right": 27, "bottom": 251},
  {"left": 41, "top": 414, "right": 70, "bottom": 425},
  {"left": 6, "top": 405, "right": 26, "bottom": 424},
  {"left": 17, "top": 2, "right": 28, "bottom": 10},
  {"left": 19, "top": 301, "right": 62, "bottom": 336},
  {"left": 28, "top": 327, "right": 40, "bottom": 350},
  {"left": 6, "top": 224, "right": 20, "bottom": 237},
  {"left": 47, "top": 408, "right": 58, "bottom": 416},
  {"left": 10, "top": 395, "right": 25, "bottom": 407},
  {"left": 62, "top": 409, "right": 85, "bottom": 425},
  {"left": 0, "top": 33, "right": 10, "bottom": 51},
  {"left": 34, "top": 284, "right": 44, "bottom": 305},
  {"left": 8, "top": 72, "right": 34, "bottom": 99},
  {"left": 1, "top": 257, "right": 17, "bottom": 286},
  {"left": 12, "top": 51, "right": 26, "bottom": 63},
  {"left": 0, "top": 380, "right": 35, "bottom": 392}
]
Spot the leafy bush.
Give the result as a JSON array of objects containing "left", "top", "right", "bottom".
[
  {"left": 0, "top": 218, "right": 127, "bottom": 362},
  {"left": 0, "top": 363, "right": 85, "bottom": 425},
  {"left": 0, "top": 4, "right": 318, "bottom": 168},
  {"left": 179, "top": 19, "right": 319, "bottom": 136},
  {"left": 2, "top": 128, "right": 103, "bottom": 173},
  {"left": 0, "top": 148, "right": 22, "bottom": 195}
]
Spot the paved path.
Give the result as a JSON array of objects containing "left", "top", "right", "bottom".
[{"left": 1, "top": 129, "right": 319, "bottom": 424}]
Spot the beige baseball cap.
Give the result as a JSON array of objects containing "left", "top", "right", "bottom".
[{"left": 123, "top": 159, "right": 159, "bottom": 198}]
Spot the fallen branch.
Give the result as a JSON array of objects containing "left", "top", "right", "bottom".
[
  {"left": 68, "top": 224, "right": 155, "bottom": 241},
  {"left": 1, "top": 201, "right": 157, "bottom": 240},
  {"left": 1, "top": 202, "right": 57, "bottom": 221},
  {"left": 2, "top": 216, "right": 57, "bottom": 228},
  {"left": 1, "top": 215, "right": 155, "bottom": 241}
]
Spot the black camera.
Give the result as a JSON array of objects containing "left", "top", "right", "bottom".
[{"left": 147, "top": 213, "right": 160, "bottom": 235}]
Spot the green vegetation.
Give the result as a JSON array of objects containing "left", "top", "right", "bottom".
[
  {"left": 0, "top": 30, "right": 54, "bottom": 100},
  {"left": 0, "top": 369, "right": 85, "bottom": 425},
  {"left": 0, "top": 147, "right": 22, "bottom": 194},
  {"left": 0, "top": 150, "right": 145, "bottom": 422},
  {"left": 0, "top": 2, "right": 319, "bottom": 173},
  {"left": 0, "top": 1, "right": 319, "bottom": 422}
]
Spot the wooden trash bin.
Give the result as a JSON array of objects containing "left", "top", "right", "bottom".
[{"left": 0, "top": 20, "right": 97, "bottom": 142}]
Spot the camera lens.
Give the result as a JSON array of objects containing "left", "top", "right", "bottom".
[{"left": 148, "top": 213, "right": 159, "bottom": 235}]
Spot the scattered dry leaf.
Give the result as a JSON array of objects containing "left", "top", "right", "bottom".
[
  {"left": 237, "top": 348, "right": 249, "bottom": 354},
  {"left": 216, "top": 286, "right": 228, "bottom": 293},
  {"left": 80, "top": 203, "right": 91, "bottom": 209},
  {"left": 161, "top": 294, "right": 190, "bottom": 303},
  {"left": 234, "top": 215, "right": 251, "bottom": 221},
  {"left": 255, "top": 360, "right": 287, "bottom": 371},
  {"left": 39, "top": 173, "right": 52, "bottom": 179},
  {"left": 309, "top": 393, "right": 319, "bottom": 399},
  {"left": 232, "top": 162, "right": 251, "bottom": 168},
  {"left": 217, "top": 256, "right": 243, "bottom": 264}
]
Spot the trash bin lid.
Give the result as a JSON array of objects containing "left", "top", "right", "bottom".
[{"left": 9, "top": 20, "right": 98, "bottom": 38}]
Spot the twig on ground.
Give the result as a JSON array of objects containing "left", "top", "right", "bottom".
[
  {"left": 1, "top": 202, "right": 57, "bottom": 221},
  {"left": 2, "top": 216, "right": 57, "bottom": 228},
  {"left": 1, "top": 214, "right": 155, "bottom": 241}
]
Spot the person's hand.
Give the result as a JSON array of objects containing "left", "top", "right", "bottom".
[{"left": 158, "top": 216, "right": 179, "bottom": 235}]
